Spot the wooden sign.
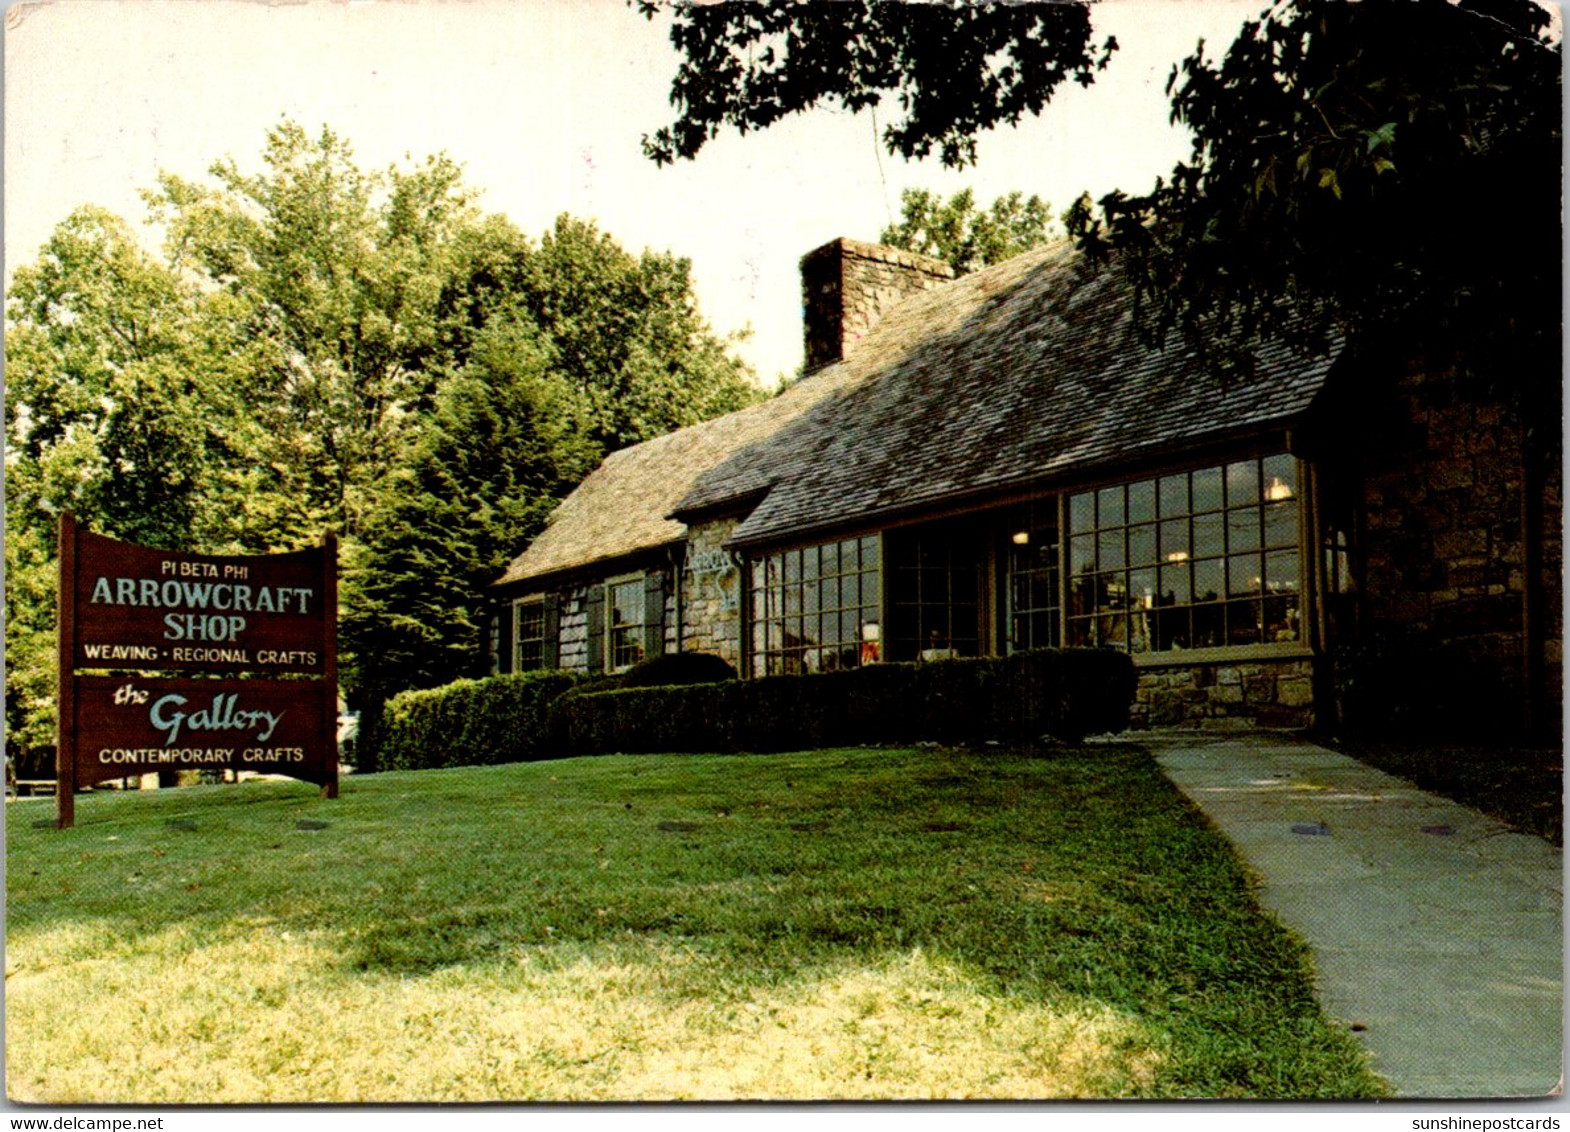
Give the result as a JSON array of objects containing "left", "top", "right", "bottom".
[
  {"left": 65, "top": 526, "right": 327, "bottom": 674},
  {"left": 55, "top": 514, "right": 338, "bottom": 828}
]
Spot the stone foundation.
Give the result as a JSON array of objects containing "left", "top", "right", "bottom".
[{"left": 1131, "top": 657, "right": 1316, "bottom": 731}]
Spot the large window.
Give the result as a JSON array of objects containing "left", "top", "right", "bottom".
[
  {"left": 606, "top": 576, "right": 648, "bottom": 671},
  {"left": 750, "top": 535, "right": 881, "bottom": 676},
  {"left": 887, "top": 525, "right": 982, "bottom": 660},
  {"left": 1004, "top": 505, "right": 1060, "bottom": 653},
  {"left": 514, "top": 599, "right": 545, "bottom": 671},
  {"left": 1067, "top": 454, "right": 1300, "bottom": 652}
]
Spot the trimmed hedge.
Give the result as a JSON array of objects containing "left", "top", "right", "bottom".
[
  {"left": 371, "top": 648, "right": 1135, "bottom": 771},
  {"left": 378, "top": 669, "right": 579, "bottom": 771},
  {"left": 553, "top": 648, "right": 1136, "bottom": 755},
  {"left": 620, "top": 650, "right": 738, "bottom": 688}
]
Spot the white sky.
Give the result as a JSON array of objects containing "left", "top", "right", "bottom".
[{"left": 4, "top": 0, "right": 1261, "bottom": 384}]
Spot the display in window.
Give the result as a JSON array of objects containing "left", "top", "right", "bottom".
[
  {"left": 750, "top": 535, "right": 881, "bottom": 677},
  {"left": 1068, "top": 455, "right": 1300, "bottom": 653}
]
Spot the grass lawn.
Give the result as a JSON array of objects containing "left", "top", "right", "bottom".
[{"left": 7, "top": 745, "right": 1385, "bottom": 1102}]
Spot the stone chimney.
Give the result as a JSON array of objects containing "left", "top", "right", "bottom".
[{"left": 800, "top": 238, "right": 955, "bottom": 372}]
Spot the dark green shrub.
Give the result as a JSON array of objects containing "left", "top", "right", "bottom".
[
  {"left": 379, "top": 670, "right": 579, "bottom": 771},
  {"left": 1332, "top": 631, "right": 1516, "bottom": 741},
  {"left": 621, "top": 651, "right": 738, "bottom": 688},
  {"left": 556, "top": 648, "right": 1136, "bottom": 756},
  {"left": 553, "top": 682, "right": 740, "bottom": 754}
]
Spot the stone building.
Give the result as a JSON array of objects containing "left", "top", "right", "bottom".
[{"left": 490, "top": 237, "right": 1561, "bottom": 736}]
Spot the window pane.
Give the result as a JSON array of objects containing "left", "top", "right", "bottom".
[
  {"left": 784, "top": 550, "right": 800, "bottom": 584},
  {"left": 1155, "top": 606, "right": 1189, "bottom": 650},
  {"left": 1128, "top": 523, "right": 1157, "bottom": 567},
  {"left": 1226, "top": 600, "right": 1262, "bottom": 646},
  {"left": 1067, "top": 617, "right": 1095, "bottom": 647},
  {"left": 1263, "top": 453, "right": 1297, "bottom": 503},
  {"left": 821, "top": 541, "right": 839, "bottom": 575},
  {"left": 1228, "top": 506, "right": 1261, "bottom": 552},
  {"left": 1228, "top": 554, "right": 1262, "bottom": 597},
  {"left": 1193, "top": 512, "right": 1225, "bottom": 556},
  {"left": 804, "top": 581, "right": 819, "bottom": 614},
  {"left": 1097, "top": 528, "right": 1125, "bottom": 569},
  {"left": 1159, "top": 473, "right": 1189, "bottom": 517},
  {"left": 1068, "top": 573, "right": 1096, "bottom": 617},
  {"left": 1097, "top": 484, "right": 1125, "bottom": 528},
  {"left": 802, "top": 547, "right": 819, "bottom": 582},
  {"left": 1129, "top": 567, "right": 1156, "bottom": 611},
  {"left": 861, "top": 535, "right": 880, "bottom": 569},
  {"left": 1159, "top": 563, "right": 1190, "bottom": 604},
  {"left": 1193, "top": 559, "right": 1223, "bottom": 602},
  {"left": 1069, "top": 493, "right": 1095, "bottom": 534},
  {"left": 1160, "top": 519, "right": 1189, "bottom": 560},
  {"left": 1029, "top": 571, "right": 1057, "bottom": 612},
  {"left": 1192, "top": 603, "right": 1225, "bottom": 648},
  {"left": 612, "top": 580, "right": 641, "bottom": 625},
  {"left": 1226, "top": 459, "right": 1260, "bottom": 507},
  {"left": 1070, "top": 533, "right": 1096, "bottom": 574},
  {"left": 951, "top": 565, "right": 978, "bottom": 604},
  {"left": 1192, "top": 466, "right": 1224, "bottom": 512},
  {"left": 1128, "top": 479, "right": 1156, "bottom": 524},
  {"left": 1263, "top": 500, "right": 1297, "bottom": 548},
  {"left": 1266, "top": 548, "right": 1300, "bottom": 594},
  {"left": 841, "top": 538, "right": 859, "bottom": 574}
]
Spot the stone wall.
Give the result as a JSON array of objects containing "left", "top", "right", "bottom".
[
  {"left": 1131, "top": 657, "right": 1316, "bottom": 731},
  {"left": 801, "top": 238, "right": 953, "bottom": 371},
  {"left": 1352, "top": 355, "right": 1561, "bottom": 734},
  {"left": 681, "top": 519, "right": 744, "bottom": 667}
]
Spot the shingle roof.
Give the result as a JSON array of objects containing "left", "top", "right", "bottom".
[
  {"left": 497, "top": 239, "right": 1338, "bottom": 586},
  {"left": 676, "top": 240, "right": 1337, "bottom": 547},
  {"left": 492, "top": 379, "right": 843, "bottom": 587}
]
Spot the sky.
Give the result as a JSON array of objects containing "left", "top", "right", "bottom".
[{"left": 4, "top": 0, "right": 1262, "bottom": 384}]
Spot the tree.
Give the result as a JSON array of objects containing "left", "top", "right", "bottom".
[
  {"left": 5, "top": 207, "right": 235, "bottom": 547},
  {"left": 7, "top": 122, "right": 763, "bottom": 751},
  {"left": 145, "top": 122, "right": 478, "bottom": 546},
  {"left": 3, "top": 207, "right": 250, "bottom": 750},
  {"left": 344, "top": 212, "right": 762, "bottom": 720},
  {"left": 880, "top": 188, "right": 1058, "bottom": 275},
  {"left": 647, "top": 0, "right": 1559, "bottom": 385},
  {"left": 520, "top": 214, "right": 762, "bottom": 451},
  {"left": 341, "top": 318, "right": 595, "bottom": 718},
  {"left": 640, "top": 0, "right": 1115, "bottom": 169},
  {"left": 1067, "top": 0, "right": 1560, "bottom": 377}
]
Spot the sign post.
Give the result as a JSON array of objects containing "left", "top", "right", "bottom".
[{"left": 54, "top": 514, "right": 338, "bottom": 828}]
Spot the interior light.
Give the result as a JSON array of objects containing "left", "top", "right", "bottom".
[
  {"left": 1165, "top": 550, "right": 1190, "bottom": 563},
  {"left": 1011, "top": 531, "right": 1030, "bottom": 545},
  {"left": 1266, "top": 477, "right": 1295, "bottom": 502},
  {"left": 862, "top": 622, "right": 881, "bottom": 642}
]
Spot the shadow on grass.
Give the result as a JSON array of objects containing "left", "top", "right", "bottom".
[{"left": 8, "top": 746, "right": 1386, "bottom": 1098}]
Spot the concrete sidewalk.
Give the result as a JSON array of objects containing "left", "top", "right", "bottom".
[{"left": 1143, "top": 732, "right": 1562, "bottom": 1099}]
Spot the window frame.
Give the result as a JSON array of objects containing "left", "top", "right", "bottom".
[
  {"left": 603, "top": 572, "right": 650, "bottom": 673},
  {"left": 513, "top": 597, "right": 546, "bottom": 672},
  {"left": 747, "top": 533, "right": 883, "bottom": 677},
  {"left": 1064, "top": 453, "right": 1305, "bottom": 655}
]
